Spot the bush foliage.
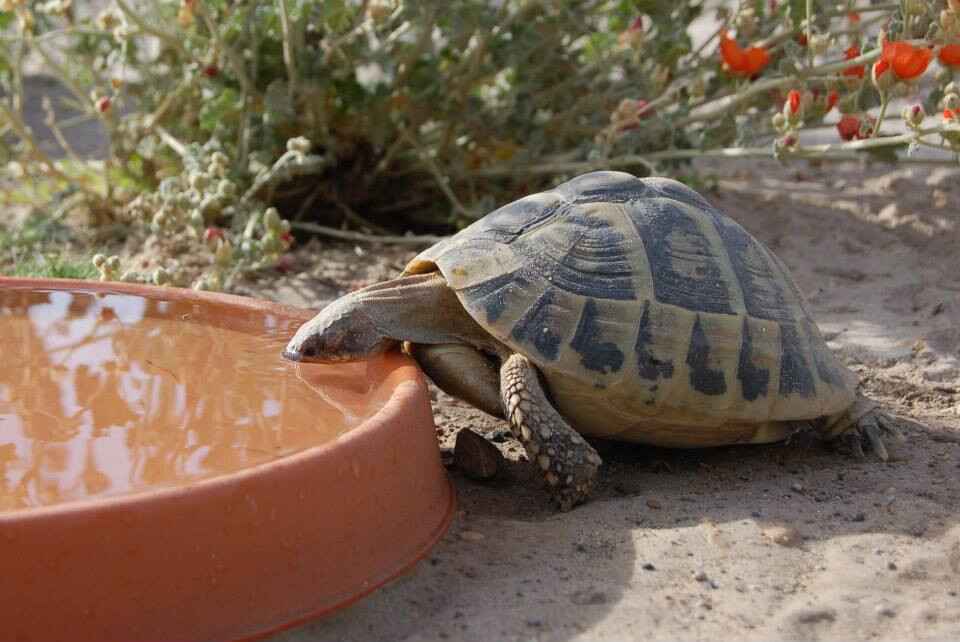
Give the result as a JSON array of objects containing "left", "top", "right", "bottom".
[{"left": 1, "top": 0, "right": 958, "bottom": 286}]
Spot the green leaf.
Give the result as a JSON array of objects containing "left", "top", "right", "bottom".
[
  {"left": 787, "top": 0, "right": 806, "bottom": 28},
  {"left": 199, "top": 87, "right": 242, "bottom": 133}
]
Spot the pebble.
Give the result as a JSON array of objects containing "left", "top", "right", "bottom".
[
  {"left": 762, "top": 525, "right": 803, "bottom": 547},
  {"left": 876, "top": 605, "right": 897, "bottom": 618},
  {"left": 459, "top": 530, "right": 485, "bottom": 542},
  {"left": 791, "top": 481, "right": 805, "bottom": 493},
  {"left": 642, "top": 562, "right": 656, "bottom": 571},
  {"left": 646, "top": 498, "right": 663, "bottom": 510},
  {"left": 453, "top": 429, "right": 501, "bottom": 481},
  {"left": 693, "top": 570, "right": 709, "bottom": 582},
  {"left": 794, "top": 607, "right": 837, "bottom": 624},
  {"left": 570, "top": 589, "right": 607, "bottom": 605}
]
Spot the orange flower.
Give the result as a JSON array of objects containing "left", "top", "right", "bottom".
[
  {"left": 940, "top": 43, "right": 960, "bottom": 68},
  {"left": 945, "top": 108, "right": 959, "bottom": 122},
  {"left": 719, "top": 30, "right": 771, "bottom": 77},
  {"left": 881, "top": 39, "right": 933, "bottom": 80},
  {"left": 842, "top": 46, "right": 865, "bottom": 78},
  {"left": 847, "top": 11, "right": 861, "bottom": 23}
]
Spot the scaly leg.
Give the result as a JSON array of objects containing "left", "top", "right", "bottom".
[
  {"left": 500, "top": 353, "right": 602, "bottom": 510},
  {"left": 824, "top": 395, "right": 905, "bottom": 461}
]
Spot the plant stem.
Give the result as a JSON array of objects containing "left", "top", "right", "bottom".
[
  {"left": 0, "top": 102, "right": 104, "bottom": 199},
  {"left": 872, "top": 91, "right": 890, "bottom": 138},
  {"left": 114, "top": 0, "right": 189, "bottom": 58},
  {"left": 291, "top": 221, "right": 444, "bottom": 245},
  {"left": 277, "top": 0, "right": 299, "bottom": 104}
]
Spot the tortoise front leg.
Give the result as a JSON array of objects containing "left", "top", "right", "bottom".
[{"left": 500, "top": 353, "right": 603, "bottom": 510}]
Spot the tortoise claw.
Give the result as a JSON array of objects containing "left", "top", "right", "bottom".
[{"left": 840, "top": 409, "right": 903, "bottom": 461}]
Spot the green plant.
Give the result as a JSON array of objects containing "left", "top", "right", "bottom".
[
  {"left": 0, "top": 1, "right": 958, "bottom": 288},
  {"left": 6, "top": 254, "right": 98, "bottom": 279}
]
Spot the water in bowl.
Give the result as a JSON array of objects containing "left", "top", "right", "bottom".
[{"left": 0, "top": 287, "right": 394, "bottom": 510}]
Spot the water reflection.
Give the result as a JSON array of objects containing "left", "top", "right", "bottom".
[{"left": 0, "top": 288, "right": 391, "bottom": 510}]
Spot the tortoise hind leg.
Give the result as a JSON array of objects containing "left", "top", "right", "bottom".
[
  {"left": 408, "top": 343, "right": 504, "bottom": 419},
  {"left": 822, "top": 395, "right": 905, "bottom": 460},
  {"left": 500, "top": 353, "right": 602, "bottom": 511}
]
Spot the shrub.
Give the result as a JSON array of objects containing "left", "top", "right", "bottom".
[{"left": 1, "top": 0, "right": 958, "bottom": 287}]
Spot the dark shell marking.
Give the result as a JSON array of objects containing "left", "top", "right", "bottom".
[
  {"left": 737, "top": 317, "right": 771, "bottom": 401},
  {"left": 570, "top": 298, "right": 625, "bottom": 374},
  {"left": 686, "top": 315, "right": 728, "bottom": 396}
]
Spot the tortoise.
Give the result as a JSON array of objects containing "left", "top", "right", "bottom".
[{"left": 283, "top": 171, "right": 898, "bottom": 510}]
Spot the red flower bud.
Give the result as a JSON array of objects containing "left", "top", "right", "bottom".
[
  {"left": 203, "top": 227, "right": 225, "bottom": 245},
  {"left": 836, "top": 115, "right": 861, "bottom": 141},
  {"left": 842, "top": 46, "right": 865, "bottom": 79},
  {"left": 202, "top": 64, "right": 219, "bottom": 78},
  {"left": 786, "top": 90, "right": 801, "bottom": 115},
  {"left": 826, "top": 90, "right": 839, "bottom": 111},
  {"left": 95, "top": 96, "right": 112, "bottom": 113}
]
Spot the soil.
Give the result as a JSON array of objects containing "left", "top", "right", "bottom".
[{"left": 253, "top": 159, "right": 960, "bottom": 642}]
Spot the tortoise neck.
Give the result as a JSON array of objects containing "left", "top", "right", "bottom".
[{"left": 353, "top": 273, "right": 495, "bottom": 350}]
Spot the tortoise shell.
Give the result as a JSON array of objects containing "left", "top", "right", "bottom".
[{"left": 404, "top": 171, "right": 857, "bottom": 447}]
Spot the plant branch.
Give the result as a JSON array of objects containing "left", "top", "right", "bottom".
[
  {"left": 291, "top": 221, "right": 445, "bottom": 245},
  {"left": 276, "top": 0, "right": 299, "bottom": 103},
  {"left": 114, "top": 0, "right": 189, "bottom": 58}
]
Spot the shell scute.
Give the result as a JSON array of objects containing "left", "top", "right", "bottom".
[{"left": 626, "top": 198, "right": 738, "bottom": 315}]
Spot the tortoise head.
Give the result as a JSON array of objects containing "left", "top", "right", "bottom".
[{"left": 282, "top": 295, "right": 397, "bottom": 363}]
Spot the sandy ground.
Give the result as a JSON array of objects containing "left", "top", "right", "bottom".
[
  {"left": 237, "top": 159, "right": 960, "bottom": 642},
  {"left": 14, "top": 73, "right": 960, "bottom": 641}
]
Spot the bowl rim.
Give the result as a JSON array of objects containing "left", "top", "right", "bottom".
[{"left": 0, "top": 276, "right": 415, "bottom": 522}]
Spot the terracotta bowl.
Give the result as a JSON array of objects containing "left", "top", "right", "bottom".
[{"left": 0, "top": 278, "right": 454, "bottom": 642}]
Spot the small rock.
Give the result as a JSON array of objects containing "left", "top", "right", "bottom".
[
  {"left": 876, "top": 605, "right": 896, "bottom": 618},
  {"left": 763, "top": 525, "right": 803, "bottom": 547},
  {"left": 454, "top": 429, "right": 502, "bottom": 480},
  {"left": 642, "top": 562, "right": 656, "bottom": 571},
  {"left": 888, "top": 561, "right": 898, "bottom": 571},
  {"left": 794, "top": 607, "right": 836, "bottom": 624},
  {"left": 570, "top": 589, "right": 607, "bottom": 605},
  {"left": 646, "top": 498, "right": 663, "bottom": 510},
  {"left": 791, "top": 481, "right": 805, "bottom": 493},
  {"left": 693, "top": 570, "right": 709, "bottom": 582},
  {"left": 851, "top": 512, "right": 867, "bottom": 522},
  {"left": 459, "top": 530, "right": 485, "bottom": 542}
]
